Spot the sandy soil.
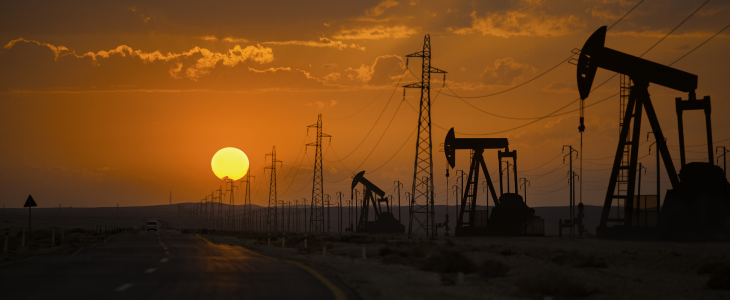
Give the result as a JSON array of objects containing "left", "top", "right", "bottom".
[{"left": 202, "top": 232, "right": 730, "bottom": 300}]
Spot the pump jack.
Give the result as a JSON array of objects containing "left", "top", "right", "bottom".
[
  {"left": 352, "top": 171, "right": 405, "bottom": 233},
  {"left": 577, "top": 26, "right": 729, "bottom": 240},
  {"left": 444, "top": 128, "right": 542, "bottom": 236}
]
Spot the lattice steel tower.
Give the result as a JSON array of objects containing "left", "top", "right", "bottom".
[
  {"left": 265, "top": 147, "right": 282, "bottom": 231},
  {"left": 404, "top": 34, "right": 447, "bottom": 238},
  {"left": 307, "top": 114, "right": 331, "bottom": 234},
  {"left": 241, "top": 171, "right": 254, "bottom": 230}
]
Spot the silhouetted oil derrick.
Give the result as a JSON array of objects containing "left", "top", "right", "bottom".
[
  {"left": 352, "top": 171, "right": 405, "bottom": 233},
  {"left": 404, "top": 34, "right": 447, "bottom": 239},
  {"left": 265, "top": 147, "right": 282, "bottom": 231},
  {"left": 577, "top": 26, "right": 725, "bottom": 240},
  {"left": 444, "top": 128, "right": 540, "bottom": 236},
  {"left": 307, "top": 114, "right": 331, "bottom": 234}
]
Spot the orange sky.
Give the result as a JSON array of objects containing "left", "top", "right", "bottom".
[{"left": 1, "top": 0, "right": 729, "bottom": 209}]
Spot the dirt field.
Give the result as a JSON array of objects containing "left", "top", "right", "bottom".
[{"left": 200, "top": 231, "right": 730, "bottom": 300}]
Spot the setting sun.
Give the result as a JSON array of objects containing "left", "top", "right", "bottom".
[{"left": 211, "top": 147, "right": 249, "bottom": 181}]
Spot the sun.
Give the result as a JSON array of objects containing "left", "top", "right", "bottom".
[{"left": 211, "top": 147, "right": 249, "bottom": 181}]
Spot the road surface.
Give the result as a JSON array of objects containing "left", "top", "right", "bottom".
[{"left": 0, "top": 229, "right": 350, "bottom": 300}]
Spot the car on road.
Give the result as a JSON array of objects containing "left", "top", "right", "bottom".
[{"left": 146, "top": 221, "right": 158, "bottom": 231}]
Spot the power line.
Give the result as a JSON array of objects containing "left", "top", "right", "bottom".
[
  {"left": 324, "top": 72, "right": 404, "bottom": 121},
  {"left": 324, "top": 69, "right": 407, "bottom": 163},
  {"left": 639, "top": 0, "right": 709, "bottom": 57},
  {"left": 607, "top": 0, "right": 646, "bottom": 30},
  {"left": 521, "top": 152, "right": 563, "bottom": 172}
]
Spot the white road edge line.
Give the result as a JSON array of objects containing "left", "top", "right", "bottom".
[
  {"left": 161, "top": 258, "right": 169, "bottom": 263},
  {"left": 115, "top": 283, "right": 134, "bottom": 292},
  {"left": 145, "top": 268, "right": 157, "bottom": 273}
]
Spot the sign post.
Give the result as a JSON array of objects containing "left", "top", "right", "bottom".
[{"left": 24, "top": 195, "right": 37, "bottom": 232}]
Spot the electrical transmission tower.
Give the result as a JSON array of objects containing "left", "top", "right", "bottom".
[
  {"left": 404, "top": 34, "right": 447, "bottom": 239},
  {"left": 265, "top": 147, "right": 282, "bottom": 231},
  {"left": 307, "top": 114, "right": 331, "bottom": 234},
  {"left": 241, "top": 171, "right": 254, "bottom": 230}
]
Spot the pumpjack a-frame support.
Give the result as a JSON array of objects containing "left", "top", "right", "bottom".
[
  {"left": 444, "top": 128, "right": 512, "bottom": 235},
  {"left": 352, "top": 171, "right": 404, "bottom": 233},
  {"left": 575, "top": 26, "right": 712, "bottom": 235}
]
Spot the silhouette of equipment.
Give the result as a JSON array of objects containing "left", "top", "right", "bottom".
[
  {"left": 577, "top": 26, "right": 729, "bottom": 240},
  {"left": 352, "top": 171, "right": 405, "bottom": 233},
  {"left": 444, "top": 128, "right": 542, "bottom": 236}
]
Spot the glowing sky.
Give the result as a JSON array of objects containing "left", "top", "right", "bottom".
[{"left": 1, "top": 0, "right": 729, "bottom": 208}]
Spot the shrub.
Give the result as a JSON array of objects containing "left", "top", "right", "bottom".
[
  {"left": 517, "top": 271, "right": 598, "bottom": 297},
  {"left": 419, "top": 250, "right": 475, "bottom": 274},
  {"left": 479, "top": 259, "right": 510, "bottom": 278},
  {"left": 707, "top": 266, "right": 730, "bottom": 290},
  {"left": 698, "top": 262, "right": 727, "bottom": 275}
]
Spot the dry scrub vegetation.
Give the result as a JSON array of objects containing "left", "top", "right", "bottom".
[
  {"left": 0, "top": 228, "right": 120, "bottom": 265},
  {"left": 199, "top": 230, "right": 730, "bottom": 300}
]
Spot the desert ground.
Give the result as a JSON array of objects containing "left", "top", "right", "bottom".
[{"left": 2, "top": 206, "right": 729, "bottom": 299}]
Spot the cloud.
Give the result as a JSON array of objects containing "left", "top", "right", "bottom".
[
  {"left": 4, "top": 38, "right": 274, "bottom": 81},
  {"left": 307, "top": 100, "right": 339, "bottom": 110},
  {"left": 0, "top": 38, "right": 341, "bottom": 92},
  {"left": 481, "top": 57, "right": 536, "bottom": 86},
  {"left": 4, "top": 38, "right": 69, "bottom": 60},
  {"left": 452, "top": 10, "right": 583, "bottom": 38},
  {"left": 201, "top": 36, "right": 218, "bottom": 41},
  {"left": 333, "top": 25, "right": 418, "bottom": 40},
  {"left": 262, "top": 38, "right": 364, "bottom": 51},
  {"left": 366, "top": 0, "right": 399, "bottom": 17},
  {"left": 223, "top": 37, "right": 249, "bottom": 43},
  {"left": 346, "top": 55, "right": 404, "bottom": 85}
]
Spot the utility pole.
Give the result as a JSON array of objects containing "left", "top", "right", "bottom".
[
  {"left": 563, "top": 145, "right": 578, "bottom": 238},
  {"left": 456, "top": 170, "right": 464, "bottom": 225},
  {"left": 519, "top": 178, "right": 530, "bottom": 206},
  {"left": 218, "top": 186, "right": 224, "bottom": 230},
  {"left": 648, "top": 132, "right": 662, "bottom": 224},
  {"left": 324, "top": 194, "right": 331, "bottom": 234},
  {"left": 242, "top": 172, "right": 254, "bottom": 231},
  {"left": 394, "top": 181, "right": 403, "bottom": 223},
  {"left": 307, "top": 114, "right": 331, "bottom": 234},
  {"left": 278, "top": 200, "right": 286, "bottom": 232},
  {"left": 294, "top": 199, "right": 299, "bottom": 232},
  {"left": 336, "top": 192, "right": 344, "bottom": 233},
  {"left": 404, "top": 34, "right": 447, "bottom": 239},
  {"left": 353, "top": 189, "right": 360, "bottom": 231},
  {"left": 265, "top": 147, "right": 282, "bottom": 231},
  {"left": 502, "top": 161, "right": 512, "bottom": 193},
  {"left": 227, "top": 179, "right": 235, "bottom": 230},
  {"left": 637, "top": 163, "right": 647, "bottom": 226},
  {"left": 445, "top": 165, "right": 449, "bottom": 225},
  {"left": 717, "top": 146, "right": 728, "bottom": 180},
  {"left": 567, "top": 171, "right": 579, "bottom": 238},
  {"left": 169, "top": 192, "right": 172, "bottom": 205},
  {"left": 302, "top": 198, "right": 307, "bottom": 233}
]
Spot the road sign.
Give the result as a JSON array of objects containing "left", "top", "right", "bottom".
[
  {"left": 24, "top": 195, "right": 37, "bottom": 232},
  {"left": 24, "top": 195, "right": 37, "bottom": 208}
]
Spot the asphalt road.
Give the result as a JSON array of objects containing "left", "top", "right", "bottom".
[{"left": 0, "top": 229, "right": 348, "bottom": 300}]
